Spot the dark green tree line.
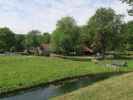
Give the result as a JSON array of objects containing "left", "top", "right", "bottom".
[{"left": 0, "top": 27, "right": 16, "bottom": 52}]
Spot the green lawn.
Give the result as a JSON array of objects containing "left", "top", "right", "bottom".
[
  {"left": 53, "top": 72, "right": 133, "bottom": 100},
  {"left": 0, "top": 56, "right": 132, "bottom": 94}
]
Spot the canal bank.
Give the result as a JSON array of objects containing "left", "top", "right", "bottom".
[{"left": 0, "top": 72, "right": 126, "bottom": 100}]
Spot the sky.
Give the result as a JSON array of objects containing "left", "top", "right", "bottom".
[{"left": 0, "top": 0, "right": 132, "bottom": 34}]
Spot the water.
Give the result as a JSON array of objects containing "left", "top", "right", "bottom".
[{"left": 0, "top": 73, "right": 121, "bottom": 100}]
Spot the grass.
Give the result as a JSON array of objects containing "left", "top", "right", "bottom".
[
  {"left": 53, "top": 72, "right": 133, "bottom": 100},
  {"left": 0, "top": 56, "right": 132, "bottom": 94}
]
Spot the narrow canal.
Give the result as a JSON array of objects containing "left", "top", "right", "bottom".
[{"left": 0, "top": 73, "right": 122, "bottom": 100}]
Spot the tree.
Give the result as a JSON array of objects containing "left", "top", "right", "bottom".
[
  {"left": 88, "top": 8, "right": 124, "bottom": 57},
  {"left": 0, "top": 27, "right": 16, "bottom": 52},
  {"left": 123, "top": 21, "right": 133, "bottom": 50},
  {"left": 51, "top": 16, "right": 80, "bottom": 55},
  {"left": 79, "top": 25, "right": 94, "bottom": 47},
  {"left": 15, "top": 34, "right": 26, "bottom": 52},
  {"left": 25, "top": 30, "right": 41, "bottom": 48},
  {"left": 41, "top": 32, "right": 51, "bottom": 44},
  {"left": 120, "top": 0, "right": 133, "bottom": 15}
]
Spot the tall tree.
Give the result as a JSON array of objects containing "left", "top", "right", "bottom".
[
  {"left": 88, "top": 8, "right": 124, "bottom": 57},
  {"left": 51, "top": 16, "right": 80, "bottom": 55},
  {"left": 0, "top": 27, "right": 15, "bottom": 52}
]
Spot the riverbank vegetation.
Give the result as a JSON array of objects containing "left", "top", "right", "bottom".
[{"left": 53, "top": 72, "right": 133, "bottom": 100}]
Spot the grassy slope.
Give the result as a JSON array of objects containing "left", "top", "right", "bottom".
[
  {"left": 0, "top": 56, "right": 132, "bottom": 94},
  {"left": 54, "top": 72, "right": 133, "bottom": 100}
]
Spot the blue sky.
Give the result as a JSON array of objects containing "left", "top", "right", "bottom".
[{"left": 0, "top": 0, "right": 132, "bottom": 34}]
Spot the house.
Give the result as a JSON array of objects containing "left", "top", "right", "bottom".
[
  {"left": 82, "top": 46, "right": 93, "bottom": 55},
  {"left": 37, "top": 44, "right": 50, "bottom": 56}
]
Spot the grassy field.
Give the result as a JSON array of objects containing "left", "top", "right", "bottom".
[
  {"left": 53, "top": 72, "right": 133, "bottom": 100},
  {"left": 0, "top": 56, "right": 132, "bottom": 94}
]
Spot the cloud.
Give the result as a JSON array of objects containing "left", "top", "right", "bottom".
[{"left": 0, "top": 0, "right": 132, "bottom": 34}]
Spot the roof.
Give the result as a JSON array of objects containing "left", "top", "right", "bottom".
[
  {"left": 83, "top": 47, "right": 93, "bottom": 53},
  {"left": 40, "top": 44, "right": 49, "bottom": 49}
]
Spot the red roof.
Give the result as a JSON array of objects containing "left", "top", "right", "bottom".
[
  {"left": 83, "top": 47, "right": 93, "bottom": 53},
  {"left": 40, "top": 44, "right": 49, "bottom": 49}
]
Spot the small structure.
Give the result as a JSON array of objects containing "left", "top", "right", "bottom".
[
  {"left": 82, "top": 46, "right": 93, "bottom": 55},
  {"left": 37, "top": 44, "right": 50, "bottom": 56}
]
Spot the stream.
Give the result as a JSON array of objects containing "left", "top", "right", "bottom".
[{"left": 0, "top": 73, "right": 123, "bottom": 100}]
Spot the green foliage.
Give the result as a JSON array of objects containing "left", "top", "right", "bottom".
[
  {"left": 123, "top": 21, "right": 133, "bottom": 50},
  {"left": 15, "top": 34, "right": 26, "bottom": 52},
  {"left": 51, "top": 16, "right": 80, "bottom": 55},
  {"left": 25, "top": 31, "right": 51, "bottom": 51},
  {"left": 0, "top": 7, "right": 131, "bottom": 55},
  {"left": 79, "top": 25, "right": 94, "bottom": 47},
  {"left": 41, "top": 32, "right": 51, "bottom": 44},
  {"left": 87, "top": 8, "right": 124, "bottom": 55},
  {"left": 0, "top": 27, "right": 16, "bottom": 52},
  {"left": 25, "top": 30, "right": 42, "bottom": 48}
]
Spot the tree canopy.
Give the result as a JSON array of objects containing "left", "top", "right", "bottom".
[
  {"left": 87, "top": 8, "right": 124, "bottom": 56},
  {"left": 0, "top": 27, "right": 16, "bottom": 52},
  {"left": 123, "top": 21, "right": 133, "bottom": 50},
  {"left": 41, "top": 32, "right": 51, "bottom": 44},
  {"left": 51, "top": 16, "right": 80, "bottom": 55},
  {"left": 15, "top": 34, "right": 26, "bottom": 52},
  {"left": 25, "top": 30, "right": 41, "bottom": 48}
]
